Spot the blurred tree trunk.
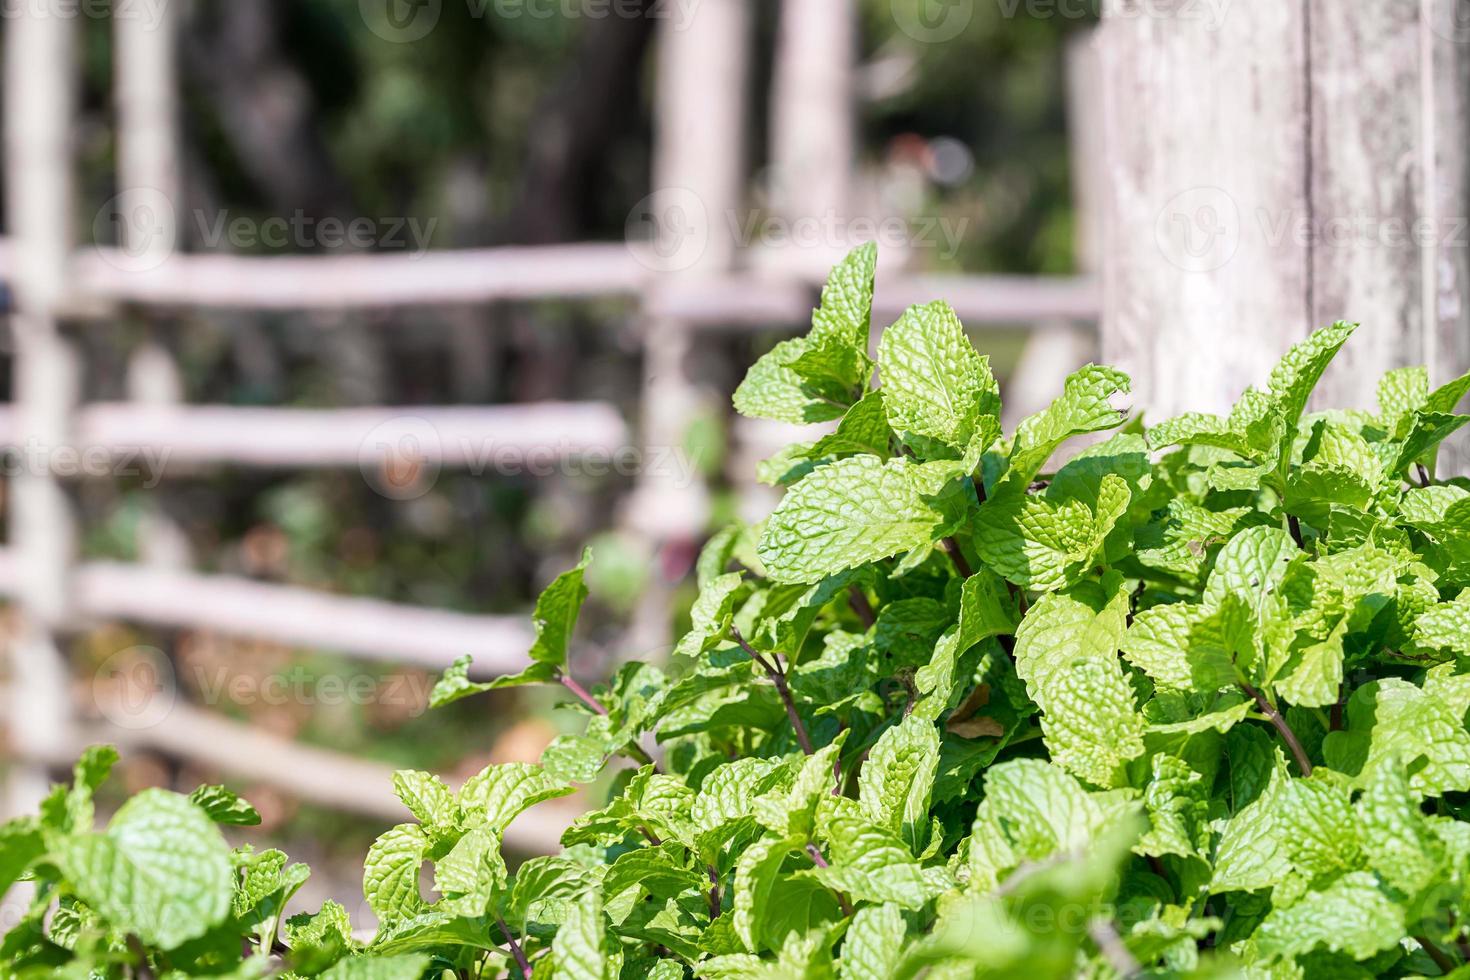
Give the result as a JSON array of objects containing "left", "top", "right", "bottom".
[{"left": 499, "top": 2, "right": 656, "bottom": 244}]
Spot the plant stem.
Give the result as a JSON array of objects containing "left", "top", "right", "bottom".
[
  {"left": 1286, "top": 513, "right": 1303, "bottom": 548},
  {"left": 847, "top": 585, "right": 876, "bottom": 628},
  {"left": 732, "top": 627, "right": 815, "bottom": 755},
  {"left": 496, "top": 917, "right": 532, "bottom": 980},
  {"left": 1418, "top": 463, "right": 1433, "bottom": 488},
  {"left": 942, "top": 536, "right": 973, "bottom": 579},
  {"left": 127, "top": 936, "right": 155, "bottom": 980},
  {"left": 1416, "top": 934, "right": 1457, "bottom": 974},
  {"left": 1089, "top": 919, "right": 1142, "bottom": 978},
  {"left": 806, "top": 844, "right": 853, "bottom": 916},
  {"left": 557, "top": 672, "right": 658, "bottom": 768},
  {"left": 1239, "top": 682, "right": 1312, "bottom": 775},
  {"left": 706, "top": 865, "right": 721, "bottom": 919},
  {"left": 831, "top": 724, "right": 845, "bottom": 795},
  {"left": 558, "top": 672, "right": 607, "bottom": 715}
]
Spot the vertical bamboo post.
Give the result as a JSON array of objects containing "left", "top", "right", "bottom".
[
  {"left": 626, "top": 0, "right": 751, "bottom": 654},
  {"left": 768, "top": 0, "right": 857, "bottom": 276},
  {"left": 1099, "top": 0, "right": 1470, "bottom": 418},
  {"left": 4, "top": 6, "right": 80, "bottom": 813},
  {"left": 117, "top": 0, "right": 192, "bottom": 569}
]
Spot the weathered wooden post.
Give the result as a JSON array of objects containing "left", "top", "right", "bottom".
[
  {"left": 625, "top": 0, "right": 752, "bottom": 653},
  {"left": 117, "top": 0, "right": 194, "bottom": 570},
  {"left": 1098, "top": 0, "right": 1470, "bottom": 418},
  {"left": 4, "top": 6, "right": 80, "bottom": 813}
]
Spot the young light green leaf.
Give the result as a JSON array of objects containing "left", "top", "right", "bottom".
[
  {"left": 878, "top": 300, "right": 1001, "bottom": 462},
  {"left": 734, "top": 337, "right": 850, "bottom": 425},
  {"left": 433, "top": 825, "right": 507, "bottom": 917},
  {"left": 858, "top": 716, "right": 940, "bottom": 853},
  {"left": 53, "top": 789, "right": 233, "bottom": 950},
  {"left": 188, "top": 784, "right": 262, "bottom": 826},
  {"left": 1004, "top": 365, "right": 1130, "bottom": 487},
  {"left": 554, "top": 887, "right": 620, "bottom": 980},
  {"left": 838, "top": 903, "right": 906, "bottom": 980},
  {"left": 362, "top": 824, "right": 428, "bottom": 924},
  {"left": 528, "top": 546, "right": 593, "bottom": 668},
  {"left": 1252, "top": 872, "right": 1402, "bottom": 962},
  {"left": 458, "top": 763, "right": 573, "bottom": 833},
  {"left": 758, "top": 455, "right": 966, "bottom": 583},
  {"left": 319, "top": 954, "right": 432, "bottom": 980},
  {"left": 390, "top": 770, "right": 456, "bottom": 833},
  {"left": 809, "top": 242, "right": 878, "bottom": 352},
  {"left": 675, "top": 572, "right": 744, "bottom": 658}
]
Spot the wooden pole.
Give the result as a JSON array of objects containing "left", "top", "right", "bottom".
[
  {"left": 1099, "top": 1, "right": 1470, "bottom": 418},
  {"left": 626, "top": 0, "right": 751, "bottom": 654},
  {"left": 116, "top": 0, "right": 191, "bottom": 570},
  {"left": 768, "top": 0, "right": 857, "bottom": 276},
  {"left": 4, "top": 6, "right": 80, "bottom": 815}
]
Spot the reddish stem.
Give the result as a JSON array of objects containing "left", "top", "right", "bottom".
[
  {"left": 1240, "top": 682, "right": 1313, "bottom": 775},
  {"left": 732, "top": 627, "right": 815, "bottom": 755},
  {"left": 497, "top": 916, "right": 532, "bottom": 979}
]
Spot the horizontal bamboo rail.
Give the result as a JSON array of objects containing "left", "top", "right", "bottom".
[
  {"left": 0, "top": 402, "right": 630, "bottom": 469},
  {"left": 0, "top": 552, "right": 532, "bottom": 673}
]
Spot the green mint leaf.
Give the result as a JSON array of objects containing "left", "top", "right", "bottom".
[
  {"left": 734, "top": 337, "right": 850, "bottom": 424},
  {"left": 362, "top": 824, "right": 429, "bottom": 925},
  {"left": 53, "top": 789, "right": 233, "bottom": 949},
  {"left": 187, "top": 784, "right": 262, "bottom": 826},
  {"left": 809, "top": 242, "right": 877, "bottom": 352},
  {"left": 878, "top": 300, "right": 1001, "bottom": 462},
  {"left": 1004, "top": 364, "right": 1130, "bottom": 488},
  {"left": 433, "top": 825, "right": 506, "bottom": 918},
  {"left": 554, "top": 887, "right": 620, "bottom": 979},
  {"left": 527, "top": 546, "right": 593, "bottom": 668},
  {"left": 320, "top": 954, "right": 433, "bottom": 980},
  {"left": 758, "top": 455, "right": 966, "bottom": 583},
  {"left": 457, "top": 762, "right": 573, "bottom": 833},
  {"left": 675, "top": 571, "right": 744, "bottom": 658},
  {"left": 390, "top": 770, "right": 456, "bottom": 834},
  {"left": 1253, "top": 872, "right": 1403, "bottom": 962},
  {"left": 858, "top": 716, "right": 940, "bottom": 853},
  {"left": 837, "top": 902, "right": 906, "bottom": 980}
]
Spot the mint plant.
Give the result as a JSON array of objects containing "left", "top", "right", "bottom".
[{"left": 8, "top": 243, "right": 1470, "bottom": 977}]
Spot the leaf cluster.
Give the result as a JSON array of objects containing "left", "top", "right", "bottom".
[{"left": 10, "top": 244, "right": 1470, "bottom": 977}]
